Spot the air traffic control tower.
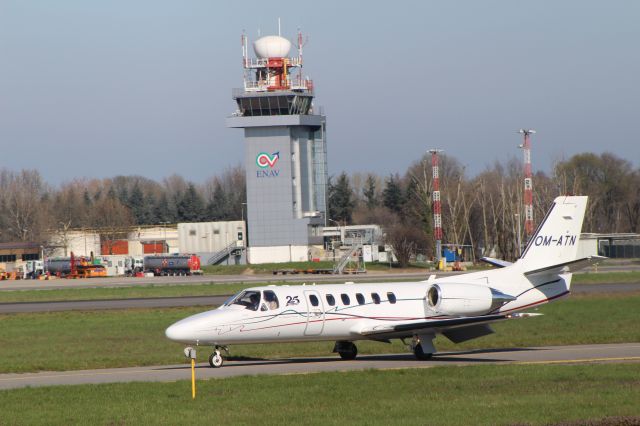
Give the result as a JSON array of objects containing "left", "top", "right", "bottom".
[{"left": 226, "top": 31, "right": 327, "bottom": 263}]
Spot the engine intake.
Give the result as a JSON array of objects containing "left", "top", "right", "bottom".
[{"left": 426, "top": 283, "right": 516, "bottom": 316}]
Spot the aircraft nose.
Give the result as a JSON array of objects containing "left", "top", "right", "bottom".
[{"left": 165, "top": 321, "right": 193, "bottom": 343}]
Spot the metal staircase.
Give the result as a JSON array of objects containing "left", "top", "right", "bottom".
[
  {"left": 333, "top": 237, "right": 366, "bottom": 274},
  {"left": 207, "top": 241, "right": 240, "bottom": 265}
]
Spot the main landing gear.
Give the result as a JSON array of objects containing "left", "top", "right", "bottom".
[
  {"left": 411, "top": 334, "right": 435, "bottom": 361},
  {"left": 333, "top": 341, "right": 358, "bottom": 360},
  {"left": 208, "top": 346, "right": 226, "bottom": 368}
]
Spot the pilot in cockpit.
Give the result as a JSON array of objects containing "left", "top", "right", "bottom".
[{"left": 249, "top": 293, "right": 260, "bottom": 311}]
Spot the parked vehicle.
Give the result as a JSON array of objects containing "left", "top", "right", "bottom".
[{"left": 144, "top": 254, "right": 201, "bottom": 276}]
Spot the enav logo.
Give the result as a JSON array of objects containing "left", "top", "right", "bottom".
[
  {"left": 256, "top": 152, "right": 279, "bottom": 168},
  {"left": 256, "top": 151, "right": 280, "bottom": 178}
]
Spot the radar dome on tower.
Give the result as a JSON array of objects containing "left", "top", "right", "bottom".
[{"left": 253, "top": 35, "right": 291, "bottom": 59}]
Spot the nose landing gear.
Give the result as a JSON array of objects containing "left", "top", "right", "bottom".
[{"left": 208, "top": 346, "right": 228, "bottom": 368}]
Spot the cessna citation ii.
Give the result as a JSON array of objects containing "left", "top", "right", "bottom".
[{"left": 166, "top": 196, "right": 603, "bottom": 368}]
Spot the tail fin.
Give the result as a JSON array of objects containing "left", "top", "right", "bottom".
[{"left": 517, "top": 196, "right": 588, "bottom": 273}]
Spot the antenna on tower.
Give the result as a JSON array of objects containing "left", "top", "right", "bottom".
[
  {"left": 518, "top": 129, "right": 536, "bottom": 242},
  {"left": 428, "top": 149, "right": 444, "bottom": 268},
  {"left": 278, "top": 17, "right": 281, "bottom": 36}
]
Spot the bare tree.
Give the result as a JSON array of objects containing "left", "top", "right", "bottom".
[
  {"left": 0, "top": 169, "right": 51, "bottom": 243},
  {"left": 90, "top": 197, "right": 134, "bottom": 255}
]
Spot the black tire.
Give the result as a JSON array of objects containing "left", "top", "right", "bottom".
[
  {"left": 414, "top": 344, "right": 433, "bottom": 361},
  {"left": 338, "top": 343, "right": 358, "bottom": 360},
  {"left": 208, "top": 351, "right": 224, "bottom": 368}
]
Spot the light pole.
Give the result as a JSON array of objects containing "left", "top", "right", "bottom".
[
  {"left": 159, "top": 222, "right": 169, "bottom": 254},
  {"left": 515, "top": 213, "right": 522, "bottom": 258},
  {"left": 518, "top": 129, "right": 536, "bottom": 239},
  {"left": 328, "top": 218, "right": 342, "bottom": 261}
]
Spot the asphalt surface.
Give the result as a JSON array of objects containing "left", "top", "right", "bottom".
[
  {"left": 0, "top": 282, "right": 637, "bottom": 314},
  {"left": 1, "top": 260, "right": 636, "bottom": 291},
  {"left": 1, "top": 343, "right": 638, "bottom": 390},
  {"left": 0, "top": 295, "right": 230, "bottom": 313},
  {"left": 0, "top": 271, "right": 433, "bottom": 291}
]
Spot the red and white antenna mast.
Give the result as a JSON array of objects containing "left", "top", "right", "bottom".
[
  {"left": 518, "top": 129, "right": 536, "bottom": 238},
  {"left": 429, "top": 149, "right": 444, "bottom": 263}
]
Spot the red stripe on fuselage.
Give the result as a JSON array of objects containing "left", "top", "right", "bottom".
[{"left": 500, "top": 291, "right": 569, "bottom": 314}]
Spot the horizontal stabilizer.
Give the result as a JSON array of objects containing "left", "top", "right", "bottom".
[
  {"left": 480, "top": 257, "right": 513, "bottom": 268},
  {"left": 525, "top": 255, "right": 607, "bottom": 277}
]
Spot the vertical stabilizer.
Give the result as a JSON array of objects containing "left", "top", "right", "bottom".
[{"left": 517, "top": 196, "right": 588, "bottom": 272}]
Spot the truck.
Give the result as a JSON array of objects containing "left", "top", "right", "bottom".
[
  {"left": 98, "top": 255, "right": 144, "bottom": 277},
  {"left": 45, "top": 253, "right": 106, "bottom": 278},
  {"left": 143, "top": 254, "right": 201, "bottom": 276},
  {"left": 22, "top": 260, "right": 44, "bottom": 279}
]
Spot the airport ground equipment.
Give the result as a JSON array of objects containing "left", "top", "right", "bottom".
[
  {"left": 144, "top": 254, "right": 201, "bottom": 276},
  {"left": 45, "top": 253, "right": 106, "bottom": 278}
]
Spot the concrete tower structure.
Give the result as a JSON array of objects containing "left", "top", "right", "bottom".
[{"left": 227, "top": 31, "right": 328, "bottom": 264}]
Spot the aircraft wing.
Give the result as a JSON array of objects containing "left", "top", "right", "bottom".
[
  {"left": 356, "top": 312, "right": 540, "bottom": 342},
  {"left": 480, "top": 257, "right": 513, "bottom": 268},
  {"left": 524, "top": 255, "right": 607, "bottom": 277}
]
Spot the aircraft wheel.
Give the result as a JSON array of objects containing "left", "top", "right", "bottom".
[
  {"left": 209, "top": 350, "right": 224, "bottom": 368},
  {"left": 413, "top": 344, "right": 433, "bottom": 361},
  {"left": 338, "top": 342, "right": 358, "bottom": 360}
]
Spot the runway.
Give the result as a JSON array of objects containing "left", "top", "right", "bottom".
[
  {"left": 0, "top": 283, "right": 637, "bottom": 313},
  {"left": 1, "top": 343, "right": 638, "bottom": 390}
]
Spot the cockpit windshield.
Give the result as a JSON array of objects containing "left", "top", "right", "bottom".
[{"left": 224, "top": 290, "right": 261, "bottom": 311}]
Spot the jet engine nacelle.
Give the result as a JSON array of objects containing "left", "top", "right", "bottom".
[{"left": 426, "top": 283, "right": 515, "bottom": 316}]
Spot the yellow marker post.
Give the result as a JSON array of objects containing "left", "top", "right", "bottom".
[
  {"left": 184, "top": 347, "right": 197, "bottom": 400},
  {"left": 191, "top": 357, "right": 196, "bottom": 399}
]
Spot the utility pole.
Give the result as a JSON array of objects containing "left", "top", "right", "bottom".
[
  {"left": 518, "top": 129, "right": 536, "bottom": 238},
  {"left": 428, "top": 149, "right": 444, "bottom": 266}
]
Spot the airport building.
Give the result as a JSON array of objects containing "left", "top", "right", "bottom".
[{"left": 227, "top": 32, "right": 328, "bottom": 263}]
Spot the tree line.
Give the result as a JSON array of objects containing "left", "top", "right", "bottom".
[
  {"left": 0, "top": 166, "right": 246, "bottom": 245},
  {"left": 1, "top": 152, "right": 638, "bottom": 265},
  {"left": 328, "top": 152, "right": 640, "bottom": 265}
]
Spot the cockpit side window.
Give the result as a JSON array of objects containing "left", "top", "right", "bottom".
[
  {"left": 228, "top": 290, "right": 261, "bottom": 311},
  {"left": 263, "top": 290, "right": 280, "bottom": 310}
]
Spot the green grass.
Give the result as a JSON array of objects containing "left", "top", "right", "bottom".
[
  {"left": 0, "top": 282, "right": 250, "bottom": 303},
  {"left": 573, "top": 270, "right": 640, "bottom": 284},
  {"left": 0, "top": 280, "right": 408, "bottom": 303},
  {"left": 0, "top": 292, "right": 638, "bottom": 374},
  {"left": 1, "top": 270, "right": 637, "bottom": 304},
  {"left": 0, "top": 363, "right": 638, "bottom": 425}
]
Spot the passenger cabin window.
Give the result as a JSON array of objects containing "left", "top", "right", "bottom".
[
  {"left": 309, "top": 294, "right": 319, "bottom": 307},
  {"left": 226, "top": 290, "right": 261, "bottom": 311},
  {"left": 326, "top": 294, "right": 336, "bottom": 306},
  {"left": 356, "top": 293, "right": 365, "bottom": 305},
  {"left": 387, "top": 292, "right": 397, "bottom": 304},
  {"left": 341, "top": 294, "right": 351, "bottom": 305},
  {"left": 263, "top": 290, "right": 279, "bottom": 310},
  {"left": 371, "top": 293, "right": 381, "bottom": 304}
]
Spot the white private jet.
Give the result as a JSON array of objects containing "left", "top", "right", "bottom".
[{"left": 166, "top": 196, "right": 603, "bottom": 368}]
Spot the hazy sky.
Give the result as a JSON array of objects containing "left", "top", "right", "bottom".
[{"left": 1, "top": 1, "right": 638, "bottom": 185}]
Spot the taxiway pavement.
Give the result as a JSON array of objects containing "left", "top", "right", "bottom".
[
  {"left": 1, "top": 260, "right": 636, "bottom": 291},
  {"left": 0, "top": 271, "right": 432, "bottom": 291},
  {"left": 1, "top": 343, "right": 638, "bottom": 390}
]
